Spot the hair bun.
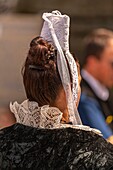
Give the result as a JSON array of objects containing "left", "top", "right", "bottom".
[
  {"left": 27, "top": 36, "right": 57, "bottom": 71},
  {"left": 30, "top": 36, "right": 41, "bottom": 47}
]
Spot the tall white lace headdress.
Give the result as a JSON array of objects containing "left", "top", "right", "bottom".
[{"left": 40, "top": 10, "right": 82, "bottom": 125}]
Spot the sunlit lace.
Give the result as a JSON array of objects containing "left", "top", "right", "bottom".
[
  {"left": 10, "top": 100, "right": 63, "bottom": 129},
  {"left": 40, "top": 10, "right": 82, "bottom": 125},
  {"left": 10, "top": 100, "right": 102, "bottom": 136}
]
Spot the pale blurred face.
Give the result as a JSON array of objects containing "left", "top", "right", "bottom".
[{"left": 96, "top": 39, "right": 113, "bottom": 88}]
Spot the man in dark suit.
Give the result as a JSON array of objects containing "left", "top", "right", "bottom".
[{"left": 78, "top": 28, "right": 113, "bottom": 144}]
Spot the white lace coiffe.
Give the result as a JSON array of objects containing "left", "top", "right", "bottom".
[
  {"left": 10, "top": 100, "right": 102, "bottom": 136},
  {"left": 41, "top": 10, "right": 82, "bottom": 125}
]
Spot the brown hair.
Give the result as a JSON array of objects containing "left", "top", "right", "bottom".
[
  {"left": 83, "top": 28, "right": 113, "bottom": 64},
  {"left": 22, "top": 36, "right": 62, "bottom": 106},
  {"left": 22, "top": 36, "right": 80, "bottom": 106}
]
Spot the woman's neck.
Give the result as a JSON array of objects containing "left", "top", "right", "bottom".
[
  {"left": 52, "top": 88, "right": 69, "bottom": 123},
  {"left": 60, "top": 108, "right": 69, "bottom": 123}
]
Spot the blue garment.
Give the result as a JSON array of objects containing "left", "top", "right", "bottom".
[{"left": 78, "top": 93, "right": 113, "bottom": 139}]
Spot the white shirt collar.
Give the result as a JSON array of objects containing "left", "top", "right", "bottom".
[{"left": 81, "top": 69, "right": 109, "bottom": 101}]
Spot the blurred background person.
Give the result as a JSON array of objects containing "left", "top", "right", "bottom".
[
  {"left": 78, "top": 28, "right": 113, "bottom": 144},
  {"left": 0, "top": 108, "right": 15, "bottom": 129}
]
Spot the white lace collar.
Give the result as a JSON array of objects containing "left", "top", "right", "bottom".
[
  {"left": 10, "top": 100, "right": 102, "bottom": 136},
  {"left": 10, "top": 100, "right": 63, "bottom": 129}
]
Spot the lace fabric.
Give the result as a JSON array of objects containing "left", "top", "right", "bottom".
[
  {"left": 40, "top": 10, "right": 82, "bottom": 125},
  {"left": 10, "top": 100, "right": 102, "bottom": 136},
  {"left": 41, "top": 10, "right": 70, "bottom": 51},
  {"left": 10, "top": 100, "right": 63, "bottom": 129}
]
